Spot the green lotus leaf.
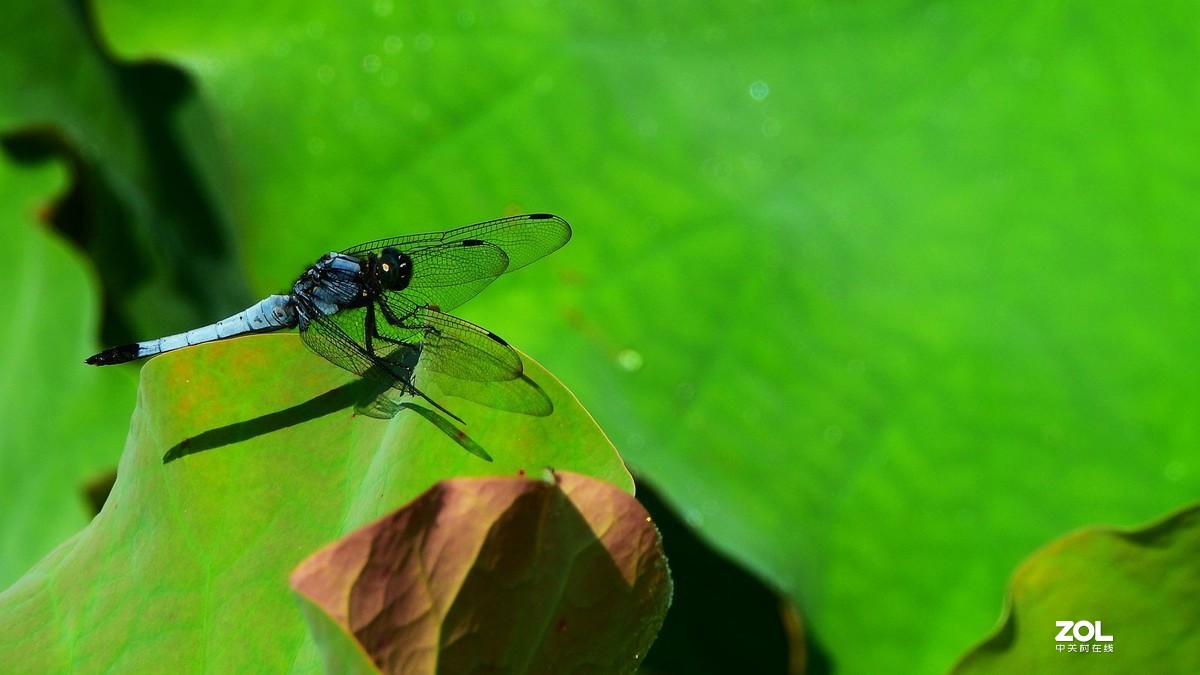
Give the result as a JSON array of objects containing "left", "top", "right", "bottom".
[
  {"left": 0, "top": 335, "right": 629, "bottom": 671},
  {"left": 955, "top": 503, "right": 1200, "bottom": 673},
  {"left": 0, "top": 0, "right": 1192, "bottom": 670},
  {"left": 0, "top": 156, "right": 136, "bottom": 589}
]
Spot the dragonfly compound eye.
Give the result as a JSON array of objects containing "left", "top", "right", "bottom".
[{"left": 378, "top": 247, "right": 414, "bottom": 290}]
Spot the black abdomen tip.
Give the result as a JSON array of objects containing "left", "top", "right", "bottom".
[{"left": 85, "top": 343, "right": 141, "bottom": 366}]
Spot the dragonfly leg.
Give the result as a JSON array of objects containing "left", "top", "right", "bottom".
[
  {"left": 365, "top": 301, "right": 416, "bottom": 352},
  {"left": 366, "top": 301, "right": 464, "bottom": 424},
  {"left": 364, "top": 302, "right": 410, "bottom": 372},
  {"left": 363, "top": 302, "right": 377, "bottom": 357},
  {"left": 377, "top": 299, "right": 426, "bottom": 330},
  {"left": 368, "top": 303, "right": 416, "bottom": 349}
]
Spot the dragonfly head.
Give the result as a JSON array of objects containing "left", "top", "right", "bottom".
[{"left": 377, "top": 247, "right": 414, "bottom": 291}]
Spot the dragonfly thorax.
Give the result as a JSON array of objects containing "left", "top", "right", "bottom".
[{"left": 293, "top": 252, "right": 364, "bottom": 322}]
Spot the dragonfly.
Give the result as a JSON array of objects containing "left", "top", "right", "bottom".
[{"left": 87, "top": 213, "right": 571, "bottom": 423}]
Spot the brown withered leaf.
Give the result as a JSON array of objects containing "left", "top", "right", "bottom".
[{"left": 291, "top": 470, "right": 672, "bottom": 674}]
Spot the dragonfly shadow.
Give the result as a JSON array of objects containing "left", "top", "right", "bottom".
[{"left": 162, "top": 376, "right": 493, "bottom": 464}]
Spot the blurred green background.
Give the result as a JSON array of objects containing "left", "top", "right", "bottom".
[{"left": 2, "top": 0, "right": 1198, "bottom": 672}]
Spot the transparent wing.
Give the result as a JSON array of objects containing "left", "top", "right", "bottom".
[
  {"left": 342, "top": 213, "right": 571, "bottom": 314},
  {"left": 296, "top": 289, "right": 550, "bottom": 419},
  {"left": 374, "top": 297, "right": 553, "bottom": 416},
  {"left": 400, "top": 241, "right": 510, "bottom": 314},
  {"left": 297, "top": 301, "right": 417, "bottom": 389},
  {"left": 299, "top": 310, "right": 453, "bottom": 420},
  {"left": 299, "top": 308, "right": 374, "bottom": 377},
  {"left": 342, "top": 213, "right": 571, "bottom": 269},
  {"left": 375, "top": 296, "right": 523, "bottom": 383}
]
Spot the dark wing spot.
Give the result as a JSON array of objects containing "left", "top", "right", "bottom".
[
  {"left": 529, "top": 213, "right": 554, "bottom": 220},
  {"left": 462, "top": 239, "right": 485, "bottom": 246},
  {"left": 486, "top": 331, "right": 509, "bottom": 346}
]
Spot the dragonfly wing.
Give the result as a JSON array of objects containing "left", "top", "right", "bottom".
[
  {"left": 421, "top": 312, "right": 523, "bottom": 382},
  {"left": 299, "top": 306, "right": 420, "bottom": 389},
  {"left": 375, "top": 297, "right": 553, "bottom": 416},
  {"left": 342, "top": 214, "right": 571, "bottom": 313},
  {"left": 341, "top": 213, "right": 570, "bottom": 269},
  {"left": 401, "top": 241, "right": 510, "bottom": 313},
  {"left": 300, "top": 312, "right": 438, "bottom": 419},
  {"left": 377, "top": 296, "right": 522, "bottom": 382},
  {"left": 299, "top": 306, "right": 374, "bottom": 377},
  {"left": 433, "top": 370, "right": 553, "bottom": 416}
]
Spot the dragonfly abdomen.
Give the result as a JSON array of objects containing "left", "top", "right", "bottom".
[{"left": 85, "top": 294, "right": 298, "bottom": 365}]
